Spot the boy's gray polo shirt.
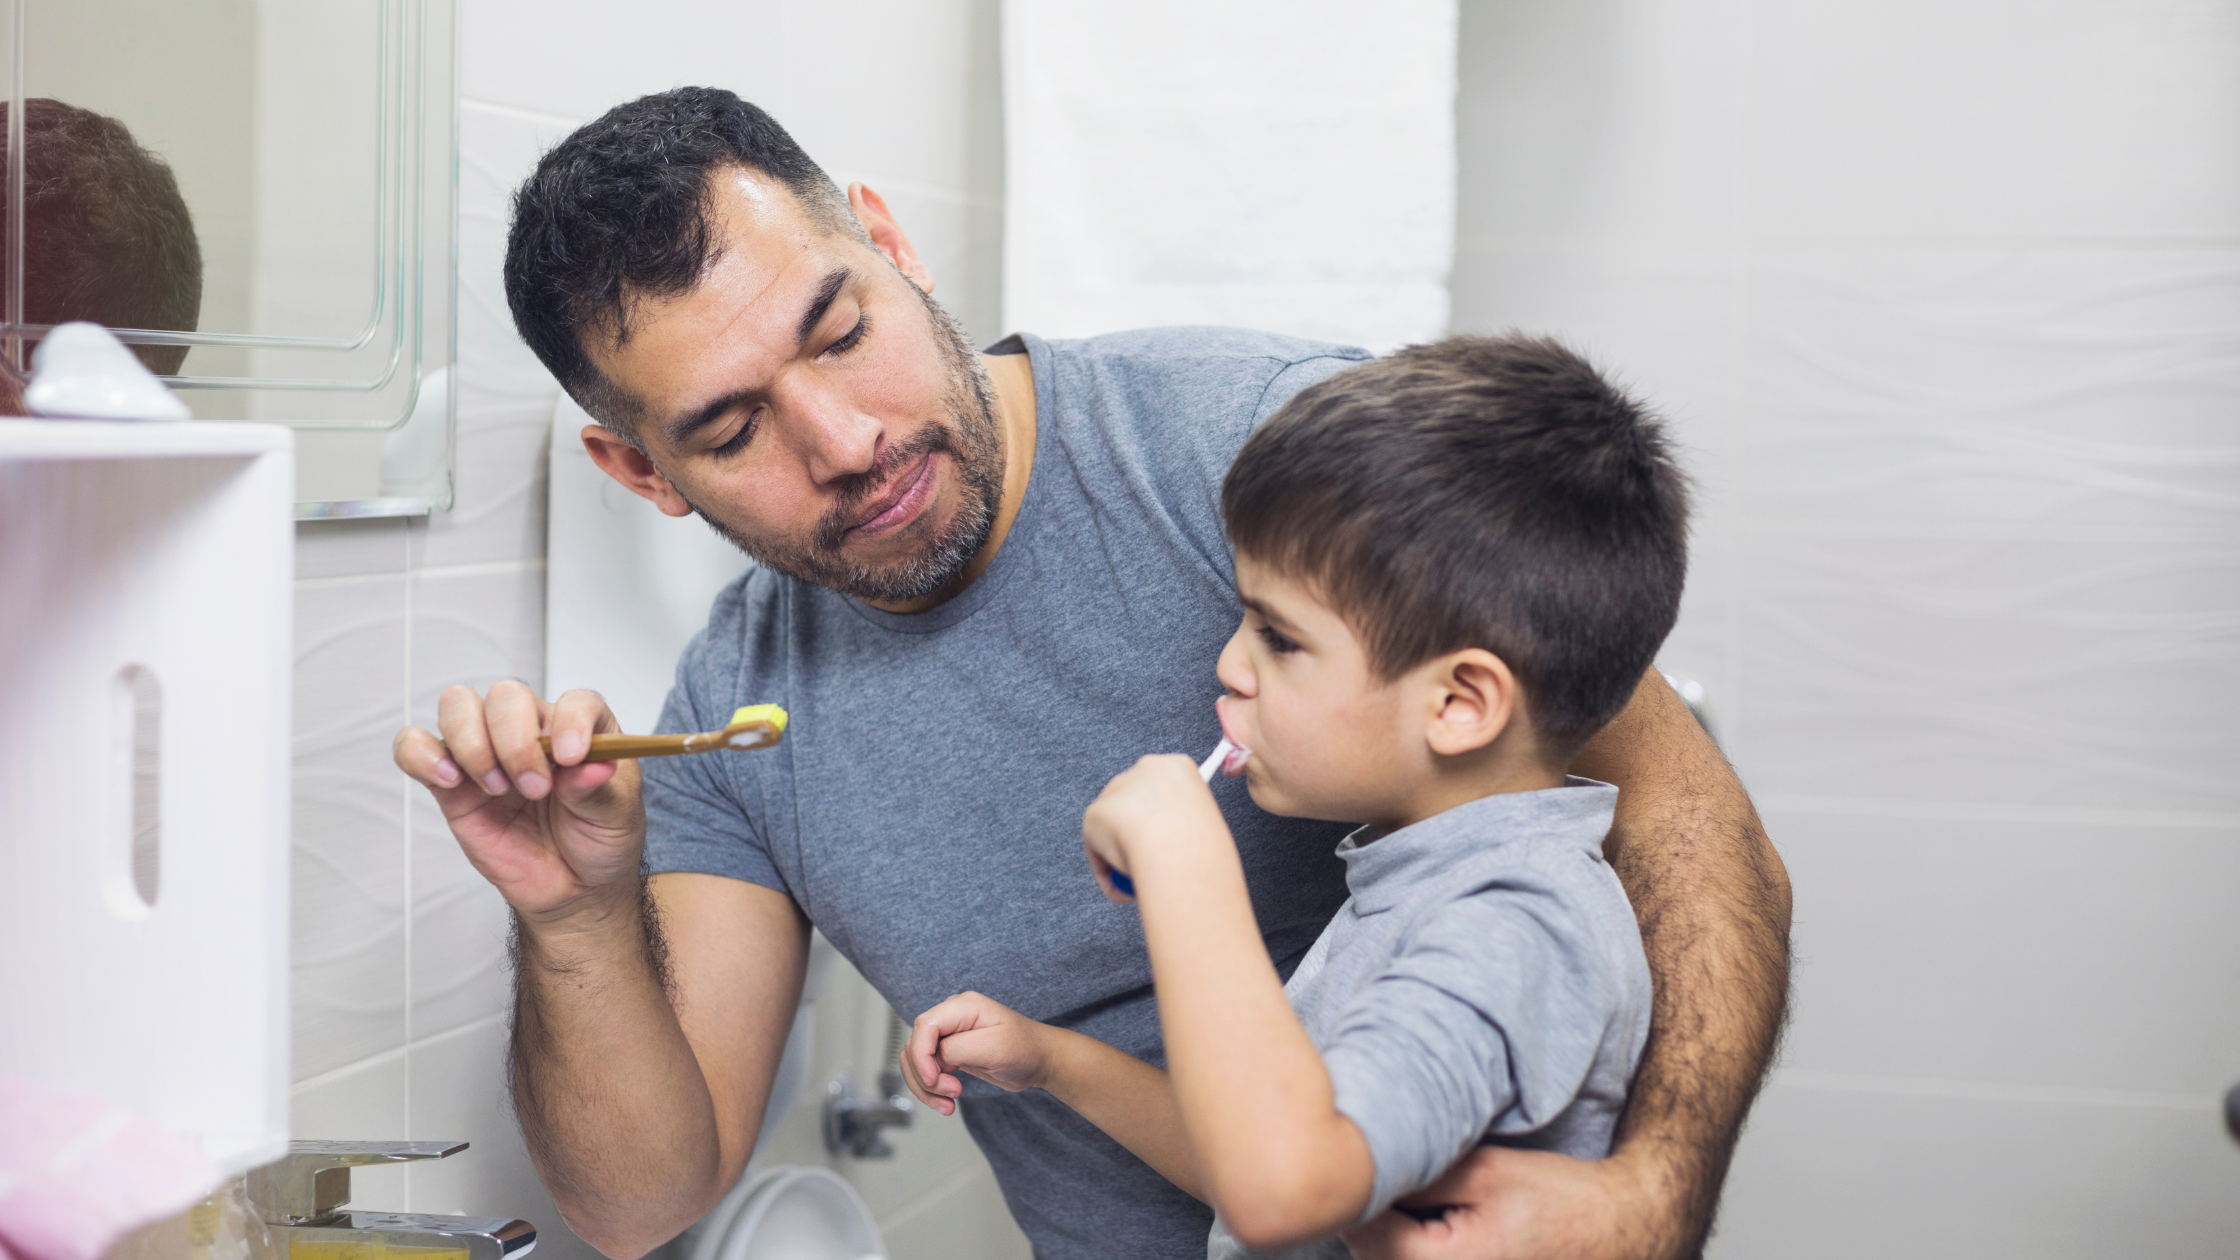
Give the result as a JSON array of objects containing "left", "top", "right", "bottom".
[
  {"left": 642, "top": 327, "right": 1370, "bottom": 1259},
  {"left": 1210, "top": 780, "right": 1652, "bottom": 1260}
]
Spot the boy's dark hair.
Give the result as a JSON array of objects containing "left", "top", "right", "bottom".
[
  {"left": 503, "top": 86, "right": 861, "bottom": 438},
  {"left": 1222, "top": 335, "right": 1689, "bottom": 751},
  {"left": 5, "top": 99, "right": 203, "bottom": 376}
]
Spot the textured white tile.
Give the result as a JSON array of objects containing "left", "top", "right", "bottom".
[
  {"left": 409, "top": 563, "right": 546, "bottom": 1039},
  {"left": 290, "top": 1053, "right": 413, "bottom": 1206},
  {"left": 292, "top": 576, "right": 411, "bottom": 1081},
  {"left": 459, "top": 0, "right": 792, "bottom": 128},
  {"left": 296, "top": 518, "right": 411, "bottom": 579},
  {"left": 1711, "top": 1079, "right": 2240, "bottom": 1259},
  {"left": 875, "top": 1155, "right": 1034, "bottom": 1260},
  {"left": 1455, "top": 0, "right": 1752, "bottom": 244},
  {"left": 414, "top": 110, "right": 562, "bottom": 570},
  {"left": 783, "top": 0, "right": 993, "bottom": 197},
  {"left": 1746, "top": 0, "right": 2240, "bottom": 240},
  {"left": 1743, "top": 246, "right": 2240, "bottom": 535},
  {"left": 1730, "top": 533, "right": 2240, "bottom": 811},
  {"left": 409, "top": 1020, "right": 601, "bottom": 1260},
  {"left": 1765, "top": 807, "right": 2240, "bottom": 1093}
]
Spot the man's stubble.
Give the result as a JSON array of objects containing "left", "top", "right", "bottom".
[{"left": 674, "top": 279, "right": 1007, "bottom": 605}]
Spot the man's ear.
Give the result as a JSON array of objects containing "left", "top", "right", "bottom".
[
  {"left": 848, "top": 183, "right": 936, "bottom": 294},
  {"left": 1425, "top": 649, "right": 1520, "bottom": 758},
  {"left": 581, "top": 424, "right": 694, "bottom": 518}
]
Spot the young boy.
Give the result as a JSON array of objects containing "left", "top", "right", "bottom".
[{"left": 900, "top": 335, "right": 1688, "bottom": 1257}]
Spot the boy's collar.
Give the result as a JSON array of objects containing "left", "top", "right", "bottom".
[{"left": 1334, "top": 776, "right": 1619, "bottom": 913}]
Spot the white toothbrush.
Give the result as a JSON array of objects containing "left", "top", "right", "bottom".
[
  {"left": 1110, "top": 738, "right": 1251, "bottom": 898},
  {"left": 1197, "top": 736, "right": 1248, "bottom": 783}
]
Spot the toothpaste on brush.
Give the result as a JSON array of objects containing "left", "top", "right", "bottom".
[{"left": 1108, "top": 737, "right": 1251, "bottom": 897}]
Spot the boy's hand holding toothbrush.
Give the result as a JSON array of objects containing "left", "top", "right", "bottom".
[{"left": 1086, "top": 738, "right": 1249, "bottom": 901}]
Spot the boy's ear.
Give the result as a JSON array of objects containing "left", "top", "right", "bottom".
[{"left": 1424, "top": 649, "right": 1519, "bottom": 758}]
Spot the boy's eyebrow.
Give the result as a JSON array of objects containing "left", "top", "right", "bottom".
[{"left": 1239, "top": 594, "right": 1303, "bottom": 633}]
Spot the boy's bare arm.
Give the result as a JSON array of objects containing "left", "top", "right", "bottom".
[
  {"left": 1086, "top": 758, "right": 1375, "bottom": 1252},
  {"left": 1572, "top": 670, "right": 1792, "bottom": 1254},
  {"left": 1035, "top": 1027, "right": 1204, "bottom": 1198},
  {"left": 903, "top": 991, "right": 1204, "bottom": 1198}
]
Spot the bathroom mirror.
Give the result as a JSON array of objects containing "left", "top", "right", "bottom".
[{"left": 2, "top": 0, "right": 458, "bottom": 515}]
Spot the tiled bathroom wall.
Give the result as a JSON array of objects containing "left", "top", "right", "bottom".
[
  {"left": 284, "top": 3, "right": 1014, "bottom": 1257},
  {"left": 1450, "top": 0, "right": 2240, "bottom": 1254}
]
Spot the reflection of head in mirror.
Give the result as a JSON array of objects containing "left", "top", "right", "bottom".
[
  {"left": 2, "top": 99, "right": 203, "bottom": 377},
  {"left": 505, "top": 87, "right": 1005, "bottom": 608}
]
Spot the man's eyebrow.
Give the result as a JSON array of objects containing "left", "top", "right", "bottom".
[{"left": 796, "top": 267, "right": 852, "bottom": 349}]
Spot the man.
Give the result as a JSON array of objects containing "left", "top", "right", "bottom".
[
  {"left": 394, "top": 87, "right": 1789, "bottom": 1260},
  {"left": 6, "top": 98, "right": 203, "bottom": 376}
]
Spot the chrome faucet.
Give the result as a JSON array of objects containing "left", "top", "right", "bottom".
[{"left": 246, "top": 1141, "right": 537, "bottom": 1260}]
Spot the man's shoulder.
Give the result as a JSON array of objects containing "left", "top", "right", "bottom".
[
  {"left": 671, "top": 563, "right": 792, "bottom": 697},
  {"left": 1025, "top": 327, "right": 1373, "bottom": 481},
  {"left": 1042, "top": 324, "right": 1372, "bottom": 370}
]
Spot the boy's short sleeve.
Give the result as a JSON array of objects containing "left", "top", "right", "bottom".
[
  {"left": 1318, "top": 880, "right": 1633, "bottom": 1219},
  {"left": 639, "top": 582, "right": 789, "bottom": 896}
]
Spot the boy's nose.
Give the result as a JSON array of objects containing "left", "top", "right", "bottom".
[{"left": 1215, "top": 627, "right": 1256, "bottom": 697}]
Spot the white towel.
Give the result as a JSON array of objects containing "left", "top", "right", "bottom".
[{"left": 1002, "top": 0, "right": 1457, "bottom": 353}]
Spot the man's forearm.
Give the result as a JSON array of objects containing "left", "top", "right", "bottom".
[
  {"left": 1574, "top": 673, "right": 1793, "bottom": 1257},
  {"left": 511, "top": 880, "right": 724, "bottom": 1259}
]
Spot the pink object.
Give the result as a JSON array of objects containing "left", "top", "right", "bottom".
[{"left": 0, "top": 1075, "right": 220, "bottom": 1260}]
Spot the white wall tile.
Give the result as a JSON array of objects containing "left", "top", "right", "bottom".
[
  {"left": 876, "top": 1158, "right": 1035, "bottom": 1260},
  {"left": 780, "top": 0, "right": 998, "bottom": 197},
  {"left": 1730, "top": 532, "right": 2240, "bottom": 811},
  {"left": 409, "top": 563, "right": 547, "bottom": 1039},
  {"left": 1767, "top": 807, "right": 2240, "bottom": 1093},
  {"left": 290, "top": 1053, "right": 413, "bottom": 1206},
  {"left": 1746, "top": 1, "right": 2240, "bottom": 241},
  {"left": 1451, "top": 1, "right": 2240, "bottom": 1247},
  {"left": 292, "top": 575, "right": 411, "bottom": 1081},
  {"left": 1456, "top": 0, "right": 1752, "bottom": 244},
  {"left": 1710, "top": 1080, "right": 2240, "bottom": 1259},
  {"left": 296, "top": 519, "right": 411, "bottom": 579},
  {"left": 1742, "top": 246, "right": 2240, "bottom": 535},
  {"left": 458, "top": 0, "right": 791, "bottom": 127},
  {"left": 408, "top": 1019, "right": 602, "bottom": 1260}
]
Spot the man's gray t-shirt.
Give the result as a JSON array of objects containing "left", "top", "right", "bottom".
[
  {"left": 1207, "top": 780, "right": 1653, "bottom": 1260},
  {"left": 643, "top": 327, "right": 1371, "bottom": 1260}
]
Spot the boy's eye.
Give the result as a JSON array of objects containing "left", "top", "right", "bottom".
[{"left": 1257, "top": 625, "right": 1300, "bottom": 655}]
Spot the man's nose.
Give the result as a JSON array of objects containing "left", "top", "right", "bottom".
[{"left": 781, "top": 378, "right": 883, "bottom": 484}]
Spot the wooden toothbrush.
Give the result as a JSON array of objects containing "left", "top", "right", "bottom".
[{"left": 538, "top": 704, "right": 788, "bottom": 763}]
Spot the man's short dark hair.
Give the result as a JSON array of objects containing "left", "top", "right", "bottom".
[
  {"left": 504, "top": 86, "right": 860, "bottom": 438},
  {"left": 1222, "top": 335, "right": 1690, "bottom": 751},
  {"left": 5, "top": 99, "right": 203, "bottom": 376}
]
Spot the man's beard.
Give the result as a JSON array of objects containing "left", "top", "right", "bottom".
[{"left": 676, "top": 283, "right": 1005, "bottom": 604}]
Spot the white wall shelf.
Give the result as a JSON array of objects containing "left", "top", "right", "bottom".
[{"left": 0, "top": 419, "right": 294, "bottom": 1175}]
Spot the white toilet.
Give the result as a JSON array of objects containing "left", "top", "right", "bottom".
[
  {"left": 687, "top": 1166, "right": 885, "bottom": 1260},
  {"left": 546, "top": 396, "right": 889, "bottom": 1260}
]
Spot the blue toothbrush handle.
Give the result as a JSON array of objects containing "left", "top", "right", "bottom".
[{"left": 1108, "top": 869, "right": 1135, "bottom": 896}]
